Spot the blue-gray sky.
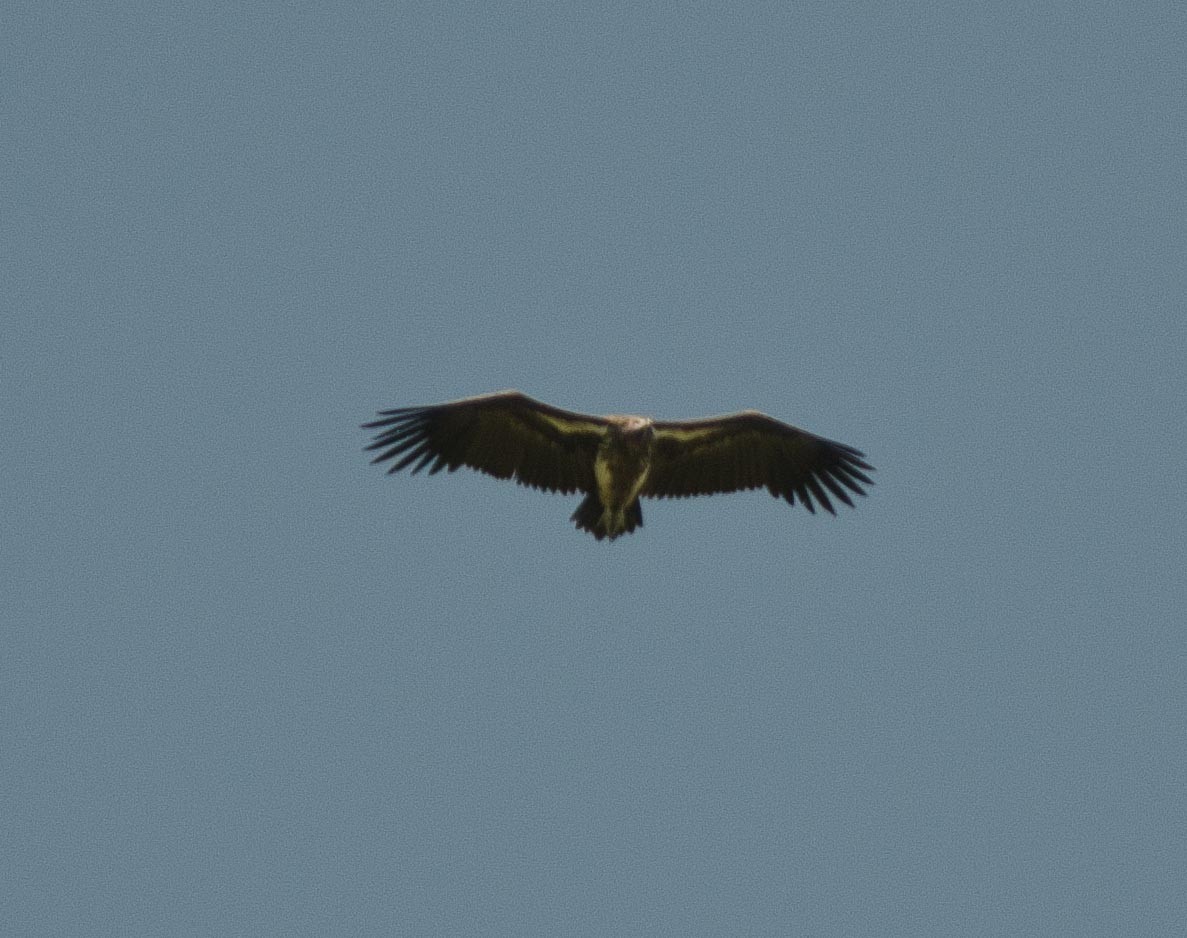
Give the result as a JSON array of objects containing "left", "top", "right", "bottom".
[{"left": 6, "top": 2, "right": 1186, "bottom": 935}]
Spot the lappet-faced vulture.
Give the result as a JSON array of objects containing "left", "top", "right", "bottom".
[{"left": 363, "top": 390, "right": 874, "bottom": 541}]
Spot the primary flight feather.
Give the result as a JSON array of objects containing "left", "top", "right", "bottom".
[{"left": 363, "top": 390, "right": 874, "bottom": 541}]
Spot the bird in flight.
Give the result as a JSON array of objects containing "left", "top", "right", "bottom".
[{"left": 363, "top": 390, "right": 874, "bottom": 541}]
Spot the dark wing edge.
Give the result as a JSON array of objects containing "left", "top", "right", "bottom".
[
  {"left": 362, "top": 390, "right": 607, "bottom": 494},
  {"left": 643, "top": 410, "right": 875, "bottom": 515}
]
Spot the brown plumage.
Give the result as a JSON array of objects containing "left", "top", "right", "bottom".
[{"left": 363, "top": 390, "right": 874, "bottom": 541}]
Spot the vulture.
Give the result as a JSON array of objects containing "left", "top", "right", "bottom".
[{"left": 363, "top": 390, "right": 874, "bottom": 541}]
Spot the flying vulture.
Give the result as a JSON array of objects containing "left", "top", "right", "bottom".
[{"left": 363, "top": 390, "right": 874, "bottom": 541}]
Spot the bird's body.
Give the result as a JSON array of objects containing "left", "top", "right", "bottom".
[
  {"left": 584, "top": 415, "right": 655, "bottom": 539},
  {"left": 363, "top": 390, "right": 874, "bottom": 540}
]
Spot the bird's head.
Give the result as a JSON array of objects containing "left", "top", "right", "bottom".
[{"left": 606, "top": 415, "right": 655, "bottom": 447}]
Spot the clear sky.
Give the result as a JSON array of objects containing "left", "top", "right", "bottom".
[{"left": 6, "top": 2, "right": 1186, "bottom": 935}]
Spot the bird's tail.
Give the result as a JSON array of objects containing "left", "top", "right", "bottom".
[{"left": 570, "top": 494, "right": 643, "bottom": 541}]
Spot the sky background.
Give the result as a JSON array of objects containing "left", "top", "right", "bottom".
[{"left": 5, "top": 2, "right": 1186, "bottom": 935}]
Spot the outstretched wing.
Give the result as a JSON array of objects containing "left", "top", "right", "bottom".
[
  {"left": 363, "top": 390, "right": 606, "bottom": 494},
  {"left": 643, "top": 410, "right": 874, "bottom": 514}
]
